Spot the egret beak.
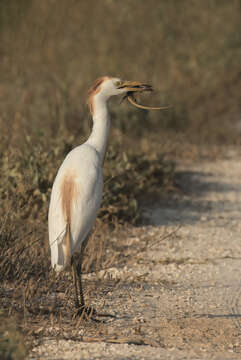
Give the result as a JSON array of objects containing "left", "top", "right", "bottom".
[
  {"left": 117, "top": 81, "right": 153, "bottom": 93},
  {"left": 119, "top": 80, "right": 171, "bottom": 111}
]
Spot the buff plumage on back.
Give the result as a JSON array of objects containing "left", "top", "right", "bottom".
[
  {"left": 49, "top": 166, "right": 81, "bottom": 269},
  {"left": 60, "top": 175, "right": 79, "bottom": 265}
]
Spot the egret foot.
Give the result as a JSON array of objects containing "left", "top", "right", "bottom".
[{"left": 73, "top": 304, "right": 101, "bottom": 323}]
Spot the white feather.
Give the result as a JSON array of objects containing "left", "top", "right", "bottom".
[
  {"left": 48, "top": 77, "right": 144, "bottom": 272},
  {"left": 48, "top": 144, "right": 103, "bottom": 271}
]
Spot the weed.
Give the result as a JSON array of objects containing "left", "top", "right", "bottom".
[
  {"left": 0, "top": 311, "right": 27, "bottom": 360},
  {"left": 0, "top": 0, "right": 240, "bottom": 352}
]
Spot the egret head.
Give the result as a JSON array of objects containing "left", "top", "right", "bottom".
[
  {"left": 102, "top": 77, "right": 153, "bottom": 96},
  {"left": 87, "top": 76, "right": 153, "bottom": 114}
]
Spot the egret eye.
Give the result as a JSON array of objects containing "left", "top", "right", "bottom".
[{"left": 115, "top": 80, "right": 123, "bottom": 88}]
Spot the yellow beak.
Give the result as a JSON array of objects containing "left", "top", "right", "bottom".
[
  {"left": 118, "top": 81, "right": 171, "bottom": 111},
  {"left": 118, "top": 81, "right": 153, "bottom": 92}
]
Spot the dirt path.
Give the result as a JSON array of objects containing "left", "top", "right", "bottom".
[{"left": 30, "top": 149, "right": 241, "bottom": 359}]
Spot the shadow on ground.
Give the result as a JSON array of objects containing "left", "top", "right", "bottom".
[{"left": 143, "top": 168, "right": 241, "bottom": 226}]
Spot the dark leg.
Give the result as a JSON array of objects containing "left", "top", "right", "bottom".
[
  {"left": 72, "top": 241, "right": 115, "bottom": 323},
  {"left": 71, "top": 257, "right": 80, "bottom": 308},
  {"left": 76, "top": 258, "right": 85, "bottom": 308},
  {"left": 71, "top": 252, "right": 86, "bottom": 314},
  {"left": 72, "top": 239, "right": 97, "bottom": 320},
  {"left": 76, "top": 236, "right": 90, "bottom": 308}
]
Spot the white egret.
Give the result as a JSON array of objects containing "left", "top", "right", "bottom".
[{"left": 48, "top": 76, "right": 166, "bottom": 314}]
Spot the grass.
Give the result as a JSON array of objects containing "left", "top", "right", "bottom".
[
  {"left": 0, "top": 0, "right": 240, "bottom": 356},
  {"left": 0, "top": 311, "right": 28, "bottom": 360}
]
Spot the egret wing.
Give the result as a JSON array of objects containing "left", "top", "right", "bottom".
[{"left": 48, "top": 181, "right": 68, "bottom": 271}]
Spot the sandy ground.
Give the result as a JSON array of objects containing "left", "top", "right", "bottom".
[{"left": 29, "top": 148, "right": 241, "bottom": 359}]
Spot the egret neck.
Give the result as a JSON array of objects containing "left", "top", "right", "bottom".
[{"left": 87, "top": 92, "right": 110, "bottom": 163}]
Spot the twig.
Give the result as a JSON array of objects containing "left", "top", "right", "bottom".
[{"left": 79, "top": 335, "right": 159, "bottom": 347}]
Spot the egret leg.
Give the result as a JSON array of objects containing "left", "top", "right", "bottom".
[
  {"left": 76, "top": 262, "right": 85, "bottom": 308},
  {"left": 72, "top": 236, "right": 99, "bottom": 320},
  {"left": 71, "top": 255, "right": 85, "bottom": 309},
  {"left": 71, "top": 257, "right": 81, "bottom": 308},
  {"left": 76, "top": 236, "right": 90, "bottom": 308},
  {"left": 78, "top": 273, "right": 85, "bottom": 307},
  {"left": 72, "top": 244, "right": 113, "bottom": 323}
]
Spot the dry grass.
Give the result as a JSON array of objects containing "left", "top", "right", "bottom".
[
  {"left": 0, "top": 311, "right": 28, "bottom": 360},
  {"left": 0, "top": 0, "right": 240, "bottom": 356}
]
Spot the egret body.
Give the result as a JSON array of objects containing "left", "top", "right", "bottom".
[{"left": 48, "top": 76, "right": 155, "bottom": 311}]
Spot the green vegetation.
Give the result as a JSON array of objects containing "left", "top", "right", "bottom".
[{"left": 0, "top": 1, "right": 240, "bottom": 356}]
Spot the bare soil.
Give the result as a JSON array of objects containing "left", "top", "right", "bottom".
[{"left": 29, "top": 148, "right": 241, "bottom": 359}]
